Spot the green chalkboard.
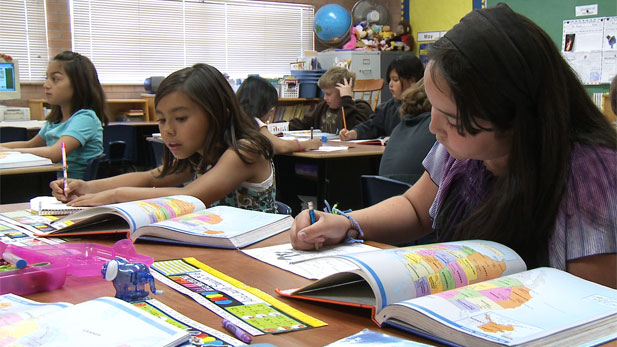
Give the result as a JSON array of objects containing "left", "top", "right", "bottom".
[{"left": 486, "top": 0, "right": 617, "bottom": 94}]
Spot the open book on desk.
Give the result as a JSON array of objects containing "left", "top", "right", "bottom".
[
  {"left": 0, "top": 151, "right": 53, "bottom": 169},
  {"left": 35, "top": 195, "right": 293, "bottom": 248},
  {"left": 0, "top": 293, "right": 189, "bottom": 346},
  {"left": 276, "top": 240, "right": 617, "bottom": 347}
]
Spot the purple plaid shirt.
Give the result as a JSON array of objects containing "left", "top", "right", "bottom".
[{"left": 423, "top": 142, "right": 617, "bottom": 270}]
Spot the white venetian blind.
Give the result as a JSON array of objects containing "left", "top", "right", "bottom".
[
  {"left": 0, "top": 0, "right": 49, "bottom": 82},
  {"left": 71, "top": 0, "right": 314, "bottom": 83}
]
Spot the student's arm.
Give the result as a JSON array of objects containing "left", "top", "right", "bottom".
[
  {"left": 567, "top": 254, "right": 617, "bottom": 289},
  {"left": 52, "top": 167, "right": 192, "bottom": 204},
  {"left": 0, "top": 134, "right": 46, "bottom": 151},
  {"left": 288, "top": 104, "right": 320, "bottom": 130},
  {"left": 340, "top": 96, "right": 372, "bottom": 130},
  {"left": 259, "top": 127, "right": 320, "bottom": 154},
  {"left": 351, "top": 102, "right": 389, "bottom": 140},
  {"left": 290, "top": 171, "right": 437, "bottom": 249},
  {"left": 11, "top": 135, "right": 80, "bottom": 162}
]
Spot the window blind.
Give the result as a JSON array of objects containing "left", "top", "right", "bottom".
[
  {"left": 0, "top": 0, "right": 49, "bottom": 82},
  {"left": 71, "top": 0, "right": 314, "bottom": 84}
]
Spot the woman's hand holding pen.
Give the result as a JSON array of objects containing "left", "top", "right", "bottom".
[
  {"left": 339, "top": 129, "right": 358, "bottom": 141},
  {"left": 336, "top": 78, "right": 353, "bottom": 98},
  {"left": 289, "top": 209, "right": 349, "bottom": 250}
]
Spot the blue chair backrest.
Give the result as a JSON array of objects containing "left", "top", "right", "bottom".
[
  {"left": 361, "top": 175, "right": 412, "bottom": 208},
  {"left": 276, "top": 201, "right": 292, "bottom": 215},
  {"left": 103, "top": 125, "right": 136, "bottom": 163},
  {"left": 84, "top": 153, "right": 109, "bottom": 181}
]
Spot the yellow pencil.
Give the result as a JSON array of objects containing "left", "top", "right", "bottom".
[{"left": 341, "top": 106, "right": 347, "bottom": 131}]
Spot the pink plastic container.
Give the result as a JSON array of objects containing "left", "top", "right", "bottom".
[{"left": 0, "top": 239, "right": 153, "bottom": 295}]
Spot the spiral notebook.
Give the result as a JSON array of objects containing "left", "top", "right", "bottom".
[{"left": 29, "top": 196, "right": 87, "bottom": 216}]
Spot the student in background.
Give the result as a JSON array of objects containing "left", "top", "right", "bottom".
[
  {"left": 236, "top": 76, "right": 321, "bottom": 153},
  {"left": 378, "top": 78, "right": 435, "bottom": 185},
  {"left": 289, "top": 4, "right": 617, "bottom": 288},
  {"left": 339, "top": 54, "right": 424, "bottom": 141},
  {"left": 288, "top": 67, "right": 372, "bottom": 134},
  {"left": 51, "top": 63, "right": 277, "bottom": 213},
  {"left": 1, "top": 51, "right": 108, "bottom": 179}
]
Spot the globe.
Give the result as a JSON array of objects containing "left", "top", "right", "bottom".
[{"left": 314, "top": 4, "right": 352, "bottom": 47}]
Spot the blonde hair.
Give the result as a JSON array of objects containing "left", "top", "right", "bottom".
[
  {"left": 399, "top": 77, "right": 431, "bottom": 118},
  {"left": 318, "top": 66, "right": 356, "bottom": 89}
]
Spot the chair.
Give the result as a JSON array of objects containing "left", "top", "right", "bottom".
[
  {"left": 353, "top": 78, "right": 385, "bottom": 110},
  {"left": 361, "top": 175, "right": 411, "bottom": 208},
  {"left": 148, "top": 139, "right": 165, "bottom": 168},
  {"left": 103, "top": 125, "right": 138, "bottom": 174},
  {"left": 0, "top": 127, "right": 28, "bottom": 143},
  {"left": 275, "top": 201, "right": 292, "bottom": 215},
  {"left": 83, "top": 153, "right": 110, "bottom": 181}
]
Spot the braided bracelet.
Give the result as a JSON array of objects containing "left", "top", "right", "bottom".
[
  {"left": 295, "top": 138, "right": 303, "bottom": 152},
  {"left": 323, "top": 200, "right": 364, "bottom": 244}
]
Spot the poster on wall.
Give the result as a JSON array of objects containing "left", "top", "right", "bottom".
[
  {"left": 417, "top": 31, "right": 447, "bottom": 66},
  {"left": 562, "top": 16, "right": 617, "bottom": 85}
]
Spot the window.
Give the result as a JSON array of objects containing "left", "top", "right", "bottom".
[
  {"left": 0, "top": 0, "right": 49, "bottom": 82},
  {"left": 71, "top": 0, "right": 314, "bottom": 83}
]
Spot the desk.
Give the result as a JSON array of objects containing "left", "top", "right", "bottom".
[
  {"left": 275, "top": 143, "right": 385, "bottom": 215},
  {"left": 0, "top": 164, "right": 61, "bottom": 203},
  {"left": 0, "top": 202, "right": 435, "bottom": 346}
]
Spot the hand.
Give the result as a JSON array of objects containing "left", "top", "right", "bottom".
[
  {"left": 336, "top": 78, "right": 353, "bottom": 98},
  {"left": 301, "top": 138, "right": 322, "bottom": 151},
  {"left": 339, "top": 129, "right": 358, "bottom": 141},
  {"left": 289, "top": 209, "right": 349, "bottom": 250},
  {"left": 67, "top": 189, "right": 118, "bottom": 207},
  {"left": 51, "top": 178, "right": 89, "bottom": 202}
]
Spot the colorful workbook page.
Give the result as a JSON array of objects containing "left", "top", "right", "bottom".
[
  {"left": 0, "top": 151, "right": 52, "bottom": 169},
  {"left": 131, "top": 205, "right": 293, "bottom": 249},
  {"left": 0, "top": 293, "right": 190, "bottom": 346},
  {"left": 0, "top": 211, "right": 64, "bottom": 246},
  {"left": 378, "top": 267, "right": 617, "bottom": 347},
  {"left": 150, "top": 257, "right": 326, "bottom": 336},
  {"left": 241, "top": 242, "right": 380, "bottom": 279},
  {"left": 36, "top": 195, "right": 206, "bottom": 237},
  {"left": 133, "top": 298, "right": 244, "bottom": 347}
]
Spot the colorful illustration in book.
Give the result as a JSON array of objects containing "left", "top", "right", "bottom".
[
  {"left": 172, "top": 212, "right": 224, "bottom": 234},
  {"left": 395, "top": 242, "right": 508, "bottom": 296},
  {"left": 151, "top": 258, "right": 326, "bottom": 335},
  {"left": 135, "top": 197, "right": 197, "bottom": 224}
]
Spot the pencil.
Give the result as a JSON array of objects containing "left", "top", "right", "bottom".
[
  {"left": 307, "top": 201, "right": 319, "bottom": 250},
  {"left": 61, "top": 142, "right": 68, "bottom": 195},
  {"left": 341, "top": 106, "right": 347, "bottom": 130}
]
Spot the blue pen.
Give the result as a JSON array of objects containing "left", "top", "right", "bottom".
[
  {"left": 307, "top": 201, "right": 319, "bottom": 250},
  {"left": 2, "top": 252, "right": 27, "bottom": 269},
  {"left": 310, "top": 126, "right": 314, "bottom": 139},
  {"left": 222, "top": 319, "right": 252, "bottom": 344}
]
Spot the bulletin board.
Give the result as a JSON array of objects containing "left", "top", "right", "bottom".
[
  {"left": 487, "top": 0, "right": 617, "bottom": 93},
  {"left": 562, "top": 16, "right": 617, "bottom": 85}
]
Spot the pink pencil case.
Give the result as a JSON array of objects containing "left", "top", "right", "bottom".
[{"left": 0, "top": 239, "right": 153, "bottom": 295}]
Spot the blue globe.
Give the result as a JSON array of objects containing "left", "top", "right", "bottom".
[{"left": 314, "top": 4, "right": 352, "bottom": 46}]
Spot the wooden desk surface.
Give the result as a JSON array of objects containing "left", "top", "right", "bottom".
[
  {"left": 283, "top": 142, "right": 385, "bottom": 159},
  {"left": 0, "top": 202, "right": 436, "bottom": 346},
  {"left": 0, "top": 163, "right": 61, "bottom": 176}
]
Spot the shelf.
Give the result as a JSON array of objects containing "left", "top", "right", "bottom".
[{"left": 28, "top": 98, "right": 151, "bottom": 122}]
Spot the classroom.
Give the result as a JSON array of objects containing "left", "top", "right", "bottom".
[{"left": 0, "top": 0, "right": 616, "bottom": 346}]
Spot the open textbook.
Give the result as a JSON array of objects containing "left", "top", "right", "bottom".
[
  {"left": 277, "top": 240, "right": 617, "bottom": 346},
  {"left": 0, "top": 293, "right": 189, "bottom": 346},
  {"left": 0, "top": 151, "right": 53, "bottom": 169},
  {"left": 33, "top": 195, "right": 293, "bottom": 248}
]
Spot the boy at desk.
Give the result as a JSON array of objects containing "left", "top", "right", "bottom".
[{"left": 288, "top": 67, "right": 372, "bottom": 135}]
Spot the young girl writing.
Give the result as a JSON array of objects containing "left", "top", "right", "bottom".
[
  {"left": 236, "top": 76, "right": 321, "bottom": 154},
  {"left": 51, "top": 63, "right": 277, "bottom": 213},
  {"left": 1, "top": 51, "right": 108, "bottom": 180},
  {"left": 339, "top": 54, "right": 424, "bottom": 141},
  {"left": 289, "top": 4, "right": 617, "bottom": 288}
]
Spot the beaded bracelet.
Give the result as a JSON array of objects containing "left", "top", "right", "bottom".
[
  {"left": 323, "top": 200, "right": 364, "bottom": 244},
  {"left": 295, "top": 138, "right": 303, "bottom": 152}
]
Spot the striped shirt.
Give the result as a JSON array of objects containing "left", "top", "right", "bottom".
[{"left": 423, "top": 142, "right": 617, "bottom": 270}]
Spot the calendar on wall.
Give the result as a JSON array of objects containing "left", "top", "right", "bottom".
[{"left": 562, "top": 16, "right": 617, "bottom": 85}]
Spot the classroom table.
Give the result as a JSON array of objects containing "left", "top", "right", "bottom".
[
  {"left": 0, "top": 164, "right": 61, "bottom": 204},
  {"left": 274, "top": 142, "right": 385, "bottom": 215},
  {"left": 0, "top": 202, "right": 438, "bottom": 347}
]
